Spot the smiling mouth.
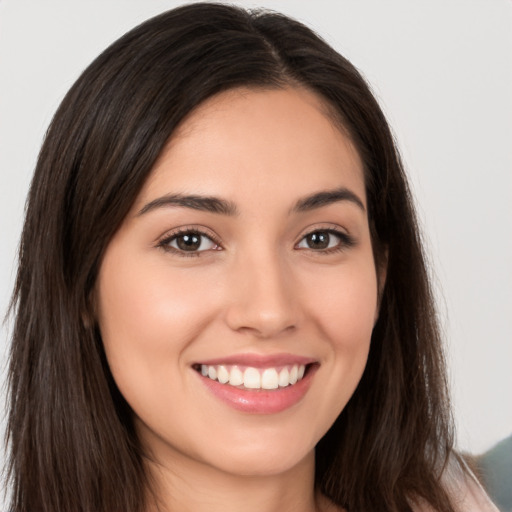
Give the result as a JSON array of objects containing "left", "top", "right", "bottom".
[
  {"left": 193, "top": 358, "right": 319, "bottom": 413},
  {"left": 192, "top": 363, "right": 315, "bottom": 390}
]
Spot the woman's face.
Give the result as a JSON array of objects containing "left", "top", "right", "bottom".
[{"left": 97, "top": 87, "right": 381, "bottom": 477}]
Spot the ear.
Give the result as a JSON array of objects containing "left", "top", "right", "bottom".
[{"left": 374, "top": 247, "right": 388, "bottom": 325}]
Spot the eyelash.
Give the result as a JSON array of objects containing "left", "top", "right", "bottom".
[
  {"left": 296, "top": 228, "right": 356, "bottom": 255},
  {"left": 157, "top": 227, "right": 222, "bottom": 258},
  {"left": 157, "top": 227, "right": 355, "bottom": 257}
]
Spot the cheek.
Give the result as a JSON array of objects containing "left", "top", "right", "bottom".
[
  {"left": 302, "top": 259, "right": 377, "bottom": 418},
  {"left": 307, "top": 259, "right": 378, "bottom": 348},
  {"left": 98, "top": 252, "right": 209, "bottom": 341},
  {"left": 95, "top": 250, "right": 216, "bottom": 402}
]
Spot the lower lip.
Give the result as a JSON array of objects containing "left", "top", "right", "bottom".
[{"left": 196, "top": 365, "right": 317, "bottom": 414}]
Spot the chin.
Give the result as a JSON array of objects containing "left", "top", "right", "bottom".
[
  {"left": 198, "top": 426, "right": 318, "bottom": 478},
  {"left": 210, "top": 447, "right": 314, "bottom": 478}
]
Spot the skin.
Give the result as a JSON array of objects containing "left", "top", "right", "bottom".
[{"left": 96, "top": 86, "right": 383, "bottom": 512}]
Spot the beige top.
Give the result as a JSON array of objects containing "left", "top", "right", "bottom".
[{"left": 414, "top": 458, "right": 499, "bottom": 512}]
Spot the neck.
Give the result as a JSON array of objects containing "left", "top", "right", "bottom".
[{"left": 144, "top": 448, "right": 333, "bottom": 512}]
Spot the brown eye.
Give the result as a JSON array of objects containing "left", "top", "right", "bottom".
[
  {"left": 304, "top": 232, "right": 330, "bottom": 249},
  {"left": 163, "top": 231, "right": 219, "bottom": 253},
  {"left": 298, "top": 231, "right": 339, "bottom": 250},
  {"left": 176, "top": 233, "right": 202, "bottom": 251},
  {"left": 296, "top": 229, "right": 355, "bottom": 253}
]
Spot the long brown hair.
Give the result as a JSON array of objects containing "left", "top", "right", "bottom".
[{"left": 6, "top": 3, "right": 457, "bottom": 511}]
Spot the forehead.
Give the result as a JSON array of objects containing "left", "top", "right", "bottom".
[{"left": 135, "top": 86, "right": 366, "bottom": 212}]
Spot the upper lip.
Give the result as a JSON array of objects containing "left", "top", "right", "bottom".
[{"left": 194, "top": 353, "right": 317, "bottom": 368}]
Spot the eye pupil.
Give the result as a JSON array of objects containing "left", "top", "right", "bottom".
[
  {"left": 177, "top": 234, "right": 201, "bottom": 251},
  {"left": 307, "top": 232, "right": 329, "bottom": 249}
]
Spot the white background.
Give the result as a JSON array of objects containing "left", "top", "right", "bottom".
[{"left": 1, "top": 0, "right": 511, "bottom": 495}]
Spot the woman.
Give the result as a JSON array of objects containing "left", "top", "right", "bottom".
[{"left": 5, "top": 3, "right": 498, "bottom": 512}]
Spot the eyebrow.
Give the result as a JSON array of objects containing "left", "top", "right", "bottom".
[
  {"left": 138, "top": 193, "right": 239, "bottom": 216},
  {"left": 138, "top": 186, "right": 365, "bottom": 217},
  {"left": 292, "top": 187, "right": 366, "bottom": 213}
]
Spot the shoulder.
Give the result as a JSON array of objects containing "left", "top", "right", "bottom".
[{"left": 412, "top": 456, "right": 499, "bottom": 512}]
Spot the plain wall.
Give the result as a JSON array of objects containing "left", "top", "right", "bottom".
[{"left": 1, "top": 0, "right": 511, "bottom": 499}]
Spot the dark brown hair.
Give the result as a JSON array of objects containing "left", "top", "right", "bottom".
[{"left": 6, "top": 3, "right": 457, "bottom": 511}]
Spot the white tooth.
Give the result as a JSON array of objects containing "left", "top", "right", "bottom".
[
  {"left": 201, "top": 365, "right": 208, "bottom": 376},
  {"left": 289, "top": 365, "right": 298, "bottom": 385},
  {"left": 229, "top": 366, "right": 243, "bottom": 386},
  {"left": 278, "top": 368, "right": 290, "bottom": 387},
  {"left": 297, "top": 364, "right": 305, "bottom": 380},
  {"left": 217, "top": 365, "right": 229, "bottom": 384},
  {"left": 208, "top": 366, "right": 217, "bottom": 380},
  {"left": 243, "top": 367, "right": 261, "bottom": 389},
  {"left": 261, "top": 368, "right": 279, "bottom": 389}
]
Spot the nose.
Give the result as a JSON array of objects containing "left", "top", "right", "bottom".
[{"left": 224, "top": 251, "right": 300, "bottom": 339}]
